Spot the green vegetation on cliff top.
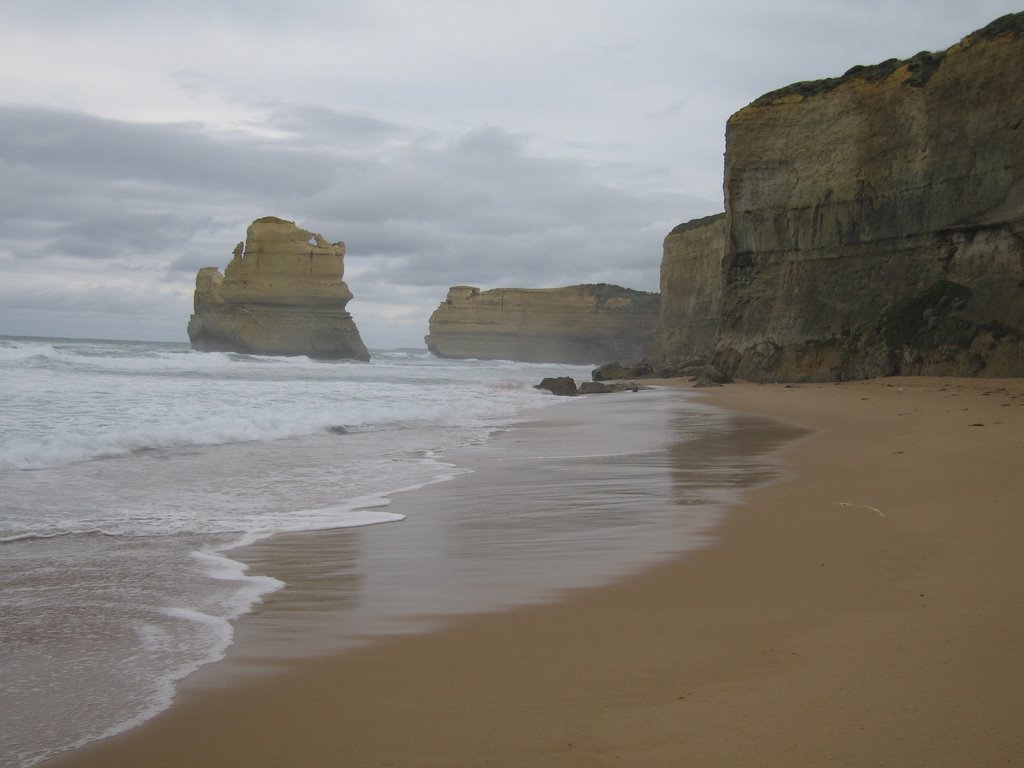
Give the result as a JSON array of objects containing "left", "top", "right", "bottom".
[{"left": 751, "top": 12, "right": 1024, "bottom": 107}]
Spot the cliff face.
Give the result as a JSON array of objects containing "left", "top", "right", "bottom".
[
  {"left": 187, "top": 217, "right": 369, "bottom": 360},
  {"left": 706, "top": 13, "right": 1024, "bottom": 381},
  {"left": 649, "top": 214, "right": 726, "bottom": 368},
  {"left": 425, "top": 284, "right": 659, "bottom": 364}
]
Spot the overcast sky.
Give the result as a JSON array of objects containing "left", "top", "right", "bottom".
[{"left": 0, "top": 1, "right": 1018, "bottom": 348}]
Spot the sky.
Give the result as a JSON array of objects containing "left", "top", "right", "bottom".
[{"left": 1, "top": 1, "right": 1019, "bottom": 348}]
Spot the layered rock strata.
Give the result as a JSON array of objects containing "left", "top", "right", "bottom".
[
  {"left": 652, "top": 13, "right": 1023, "bottom": 382},
  {"left": 187, "top": 217, "right": 369, "bottom": 360},
  {"left": 714, "top": 13, "right": 1024, "bottom": 381},
  {"left": 649, "top": 213, "right": 726, "bottom": 369},
  {"left": 425, "top": 284, "right": 659, "bottom": 364}
]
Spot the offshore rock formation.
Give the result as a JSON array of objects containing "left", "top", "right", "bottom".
[
  {"left": 652, "top": 13, "right": 1024, "bottom": 382},
  {"left": 187, "top": 217, "right": 369, "bottom": 360},
  {"left": 425, "top": 284, "right": 659, "bottom": 364}
]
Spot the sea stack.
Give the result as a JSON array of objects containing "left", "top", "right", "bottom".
[{"left": 187, "top": 217, "right": 370, "bottom": 360}]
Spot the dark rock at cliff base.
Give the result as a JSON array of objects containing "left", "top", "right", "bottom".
[
  {"left": 592, "top": 361, "right": 654, "bottom": 381},
  {"left": 578, "top": 381, "right": 644, "bottom": 394},
  {"left": 653, "top": 358, "right": 712, "bottom": 379},
  {"left": 693, "top": 366, "right": 733, "bottom": 388},
  {"left": 535, "top": 377, "right": 579, "bottom": 396}
]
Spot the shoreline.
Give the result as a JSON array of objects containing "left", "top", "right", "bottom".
[{"left": 44, "top": 377, "right": 1023, "bottom": 767}]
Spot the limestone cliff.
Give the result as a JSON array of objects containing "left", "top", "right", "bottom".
[
  {"left": 707, "top": 13, "right": 1024, "bottom": 381},
  {"left": 187, "top": 217, "right": 369, "bottom": 360},
  {"left": 425, "top": 284, "right": 659, "bottom": 364},
  {"left": 649, "top": 214, "right": 726, "bottom": 368},
  {"left": 648, "top": 14, "right": 1024, "bottom": 381}
]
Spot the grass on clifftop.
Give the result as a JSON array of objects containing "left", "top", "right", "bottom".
[{"left": 751, "top": 11, "right": 1023, "bottom": 107}]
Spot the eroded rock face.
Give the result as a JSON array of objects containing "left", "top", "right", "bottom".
[
  {"left": 649, "top": 213, "right": 726, "bottom": 370},
  {"left": 425, "top": 284, "right": 659, "bottom": 364},
  {"left": 187, "top": 217, "right": 369, "bottom": 360},
  {"left": 712, "top": 13, "right": 1024, "bottom": 381}
]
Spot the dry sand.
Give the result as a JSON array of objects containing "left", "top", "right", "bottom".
[{"left": 46, "top": 377, "right": 1023, "bottom": 767}]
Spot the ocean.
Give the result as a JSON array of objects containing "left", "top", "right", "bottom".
[{"left": 0, "top": 336, "right": 797, "bottom": 768}]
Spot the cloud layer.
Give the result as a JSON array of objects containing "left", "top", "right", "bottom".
[{"left": 1, "top": 0, "right": 1018, "bottom": 346}]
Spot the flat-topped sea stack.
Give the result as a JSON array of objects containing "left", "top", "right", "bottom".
[
  {"left": 187, "top": 217, "right": 369, "bottom": 360},
  {"left": 651, "top": 13, "right": 1024, "bottom": 382},
  {"left": 425, "top": 284, "right": 659, "bottom": 364}
]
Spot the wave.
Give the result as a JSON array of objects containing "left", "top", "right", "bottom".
[
  {"left": 1, "top": 507, "right": 409, "bottom": 545},
  {"left": 0, "top": 399, "right": 518, "bottom": 471},
  {"left": 0, "top": 529, "right": 102, "bottom": 544},
  {"left": 1, "top": 419, "right": 328, "bottom": 470},
  {"left": 0, "top": 339, "right": 321, "bottom": 377},
  {"left": 0, "top": 337, "right": 595, "bottom": 471},
  {"left": 1, "top": 388, "right": 556, "bottom": 472}
]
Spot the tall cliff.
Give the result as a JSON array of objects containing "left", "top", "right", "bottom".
[
  {"left": 711, "top": 13, "right": 1024, "bottom": 381},
  {"left": 187, "top": 217, "right": 370, "bottom": 360},
  {"left": 649, "top": 213, "right": 726, "bottom": 368},
  {"left": 425, "top": 284, "right": 659, "bottom": 364}
]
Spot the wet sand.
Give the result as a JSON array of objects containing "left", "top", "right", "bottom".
[{"left": 46, "top": 377, "right": 1023, "bottom": 767}]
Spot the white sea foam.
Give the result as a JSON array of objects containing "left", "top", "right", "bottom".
[
  {"left": 0, "top": 339, "right": 574, "bottom": 471},
  {"left": 0, "top": 335, "right": 597, "bottom": 768}
]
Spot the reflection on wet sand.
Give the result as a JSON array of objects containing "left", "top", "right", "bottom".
[{"left": 198, "top": 389, "right": 805, "bottom": 687}]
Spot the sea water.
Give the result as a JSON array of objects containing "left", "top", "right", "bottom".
[
  {"left": 0, "top": 336, "right": 595, "bottom": 768},
  {"left": 0, "top": 336, "right": 806, "bottom": 768}
]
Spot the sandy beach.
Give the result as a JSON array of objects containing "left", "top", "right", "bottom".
[{"left": 45, "top": 377, "right": 1023, "bottom": 767}]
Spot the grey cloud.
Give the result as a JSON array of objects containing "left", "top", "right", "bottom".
[
  {"left": 44, "top": 212, "right": 217, "bottom": 261},
  {"left": 0, "top": 102, "right": 709, "bottom": 345},
  {"left": 3, "top": 0, "right": 1021, "bottom": 350},
  {"left": 0, "top": 106, "right": 337, "bottom": 200},
  {"left": 309, "top": 127, "right": 703, "bottom": 293},
  {"left": 0, "top": 265, "right": 192, "bottom": 324},
  {"left": 261, "top": 104, "right": 411, "bottom": 147},
  {"left": 0, "top": 281, "right": 191, "bottom": 342},
  {"left": 166, "top": 248, "right": 228, "bottom": 275}
]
